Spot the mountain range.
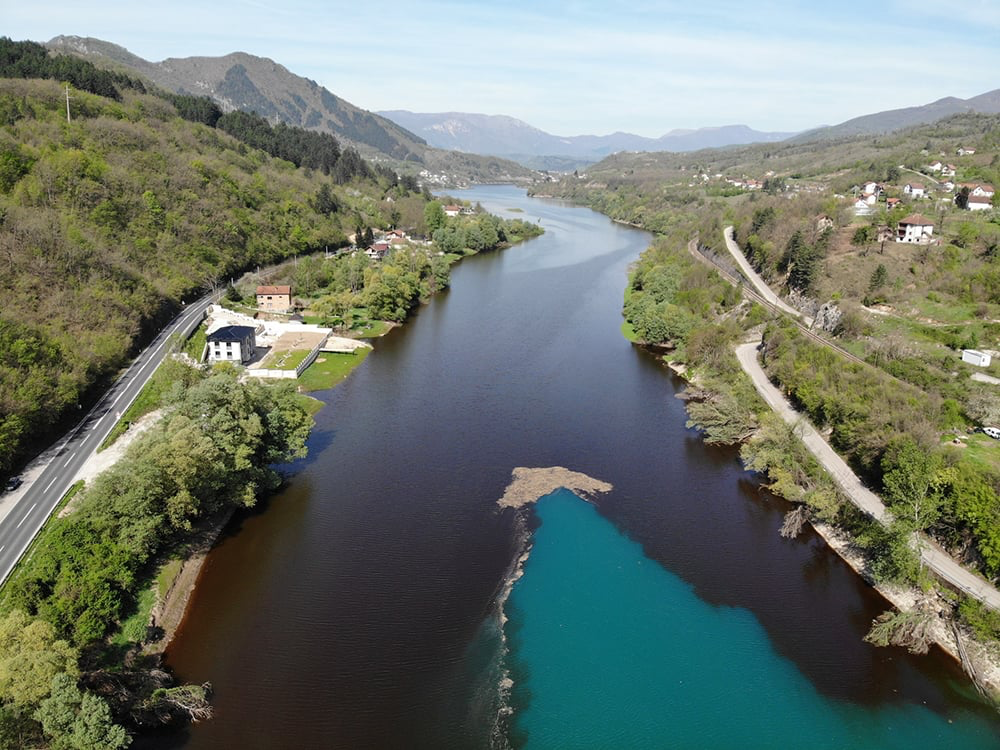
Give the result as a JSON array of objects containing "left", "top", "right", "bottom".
[
  {"left": 792, "top": 89, "right": 1000, "bottom": 142},
  {"left": 376, "top": 111, "right": 794, "bottom": 168},
  {"left": 42, "top": 36, "right": 1000, "bottom": 174},
  {"left": 44, "top": 35, "right": 536, "bottom": 184}
]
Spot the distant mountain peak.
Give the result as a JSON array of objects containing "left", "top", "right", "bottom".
[{"left": 376, "top": 110, "right": 797, "bottom": 168}]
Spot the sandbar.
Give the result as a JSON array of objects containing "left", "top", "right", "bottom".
[{"left": 497, "top": 466, "right": 613, "bottom": 508}]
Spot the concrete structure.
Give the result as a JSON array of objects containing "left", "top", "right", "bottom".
[
  {"left": 206, "top": 325, "right": 257, "bottom": 363},
  {"left": 896, "top": 214, "right": 934, "bottom": 243},
  {"left": 963, "top": 349, "right": 993, "bottom": 368},
  {"left": 256, "top": 285, "right": 292, "bottom": 313}
]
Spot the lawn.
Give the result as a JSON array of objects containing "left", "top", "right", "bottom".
[
  {"left": 298, "top": 350, "right": 371, "bottom": 391},
  {"left": 262, "top": 348, "right": 311, "bottom": 371},
  {"left": 944, "top": 432, "right": 1000, "bottom": 474}
]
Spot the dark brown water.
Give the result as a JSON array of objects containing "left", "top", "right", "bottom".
[{"left": 149, "top": 187, "right": 1000, "bottom": 749}]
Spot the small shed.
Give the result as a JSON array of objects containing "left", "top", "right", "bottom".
[{"left": 962, "top": 349, "right": 992, "bottom": 368}]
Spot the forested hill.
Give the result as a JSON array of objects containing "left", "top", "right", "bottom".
[
  {"left": 0, "top": 64, "right": 432, "bottom": 474},
  {"left": 44, "top": 35, "right": 539, "bottom": 185}
]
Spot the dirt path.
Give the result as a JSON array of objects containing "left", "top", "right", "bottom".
[{"left": 723, "top": 226, "right": 812, "bottom": 324}]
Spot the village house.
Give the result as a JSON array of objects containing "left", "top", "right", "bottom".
[
  {"left": 206, "top": 325, "right": 257, "bottom": 364},
  {"left": 968, "top": 194, "right": 993, "bottom": 211},
  {"left": 256, "top": 285, "right": 292, "bottom": 313},
  {"left": 903, "top": 182, "right": 926, "bottom": 199},
  {"left": 861, "top": 181, "right": 883, "bottom": 198},
  {"left": 443, "top": 205, "right": 462, "bottom": 217},
  {"left": 886, "top": 197, "right": 902, "bottom": 211},
  {"left": 896, "top": 214, "right": 934, "bottom": 244},
  {"left": 971, "top": 184, "right": 995, "bottom": 198},
  {"left": 958, "top": 147, "right": 977, "bottom": 156},
  {"left": 941, "top": 164, "right": 957, "bottom": 177},
  {"left": 927, "top": 161, "right": 943, "bottom": 172},
  {"left": 852, "top": 197, "right": 873, "bottom": 216},
  {"left": 366, "top": 241, "right": 391, "bottom": 260},
  {"left": 940, "top": 179, "right": 955, "bottom": 191}
]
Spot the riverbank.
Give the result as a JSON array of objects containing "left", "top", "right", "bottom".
[{"left": 809, "top": 519, "right": 1000, "bottom": 699}]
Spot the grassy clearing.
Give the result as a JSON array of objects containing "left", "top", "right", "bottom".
[
  {"left": 293, "top": 393, "right": 325, "bottom": 416},
  {"left": 357, "top": 320, "right": 392, "bottom": 338},
  {"left": 156, "top": 558, "right": 184, "bottom": 599},
  {"left": 111, "top": 583, "right": 157, "bottom": 647},
  {"left": 298, "top": 350, "right": 370, "bottom": 392},
  {"left": 262, "top": 348, "right": 310, "bottom": 371},
  {"left": 944, "top": 432, "right": 1000, "bottom": 473},
  {"left": 184, "top": 325, "right": 207, "bottom": 361},
  {"left": 621, "top": 320, "right": 640, "bottom": 342}
]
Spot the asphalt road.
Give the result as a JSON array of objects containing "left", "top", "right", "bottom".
[{"left": 0, "top": 293, "right": 217, "bottom": 585}]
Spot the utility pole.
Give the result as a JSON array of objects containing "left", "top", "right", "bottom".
[{"left": 64, "top": 84, "right": 72, "bottom": 124}]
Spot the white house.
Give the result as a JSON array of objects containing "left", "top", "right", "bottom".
[
  {"left": 968, "top": 194, "right": 993, "bottom": 211},
  {"left": 896, "top": 214, "right": 934, "bottom": 244},
  {"left": 941, "top": 164, "right": 956, "bottom": 177},
  {"left": 853, "top": 197, "right": 873, "bottom": 216},
  {"left": 958, "top": 147, "right": 976, "bottom": 156},
  {"left": 962, "top": 349, "right": 992, "bottom": 367},
  {"left": 971, "top": 184, "right": 995, "bottom": 198},
  {"left": 940, "top": 179, "right": 955, "bottom": 191},
  {"left": 927, "top": 161, "right": 943, "bottom": 172},
  {"left": 443, "top": 204, "right": 462, "bottom": 217},
  {"left": 903, "top": 182, "right": 926, "bottom": 198},
  {"left": 862, "top": 181, "right": 882, "bottom": 197},
  {"left": 206, "top": 325, "right": 257, "bottom": 364}
]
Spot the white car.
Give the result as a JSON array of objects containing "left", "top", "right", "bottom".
[{"left": 984, "top": 427, "right": 1000, "bottom": 440}]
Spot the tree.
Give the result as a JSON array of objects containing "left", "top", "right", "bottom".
[
  {"left": 424, "top": 201, "right": 446, "bottom": 234},
  {"left": 886, "top": 165, "right": 901, "bottom": 183},
  {"left": 784, "top": 231, "right": 818, "bottom": 293},
  {"left": 881, "top": 438, "right": 941, "bottom": 531},
  {"left": 852, "top": 225, "right": 876, "bottom": 247},
  {"left": 35, "top": 674, "right": 130, "bottom": 750},
  {"left": 868, "top": 264, "right": 888, "bottom": 293},
  {"left": 956, "top": 186, "right": 970, "bottom": 210},
  {"left": 0, "top": 610, "right": 78, "bottom": 708}
]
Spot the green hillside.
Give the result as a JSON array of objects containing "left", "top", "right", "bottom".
[
  {"left": 0, "top": 71, "right": 426, "bottom": 473},
  {"left": 542, "top": 113, "right": 1000, "bottom": 602}
]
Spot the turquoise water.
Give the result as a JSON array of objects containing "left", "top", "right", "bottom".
[{"left": 507, "top": 490, "right": 1000, "bottom": 749}]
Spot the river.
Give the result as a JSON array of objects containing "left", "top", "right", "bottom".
[{"left": 152, "top": 186, "right": 1000, "bottom": 748}]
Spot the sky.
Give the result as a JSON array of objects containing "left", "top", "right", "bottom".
[{"left": 4, "top": 1, "right": 1000, "bottom": 137}]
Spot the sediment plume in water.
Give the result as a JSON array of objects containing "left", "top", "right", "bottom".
[
  {"left": 496, "top": 466, "right": 613, "bottom": 509},
  {"left": 491, "top": 469, "right": 612, "bottom": 748}
]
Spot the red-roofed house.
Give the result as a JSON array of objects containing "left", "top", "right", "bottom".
[
  {"left": 896, "top": 214, "right": 934, "bottom": 244},
  {"left": 903, "top": 182, "right": 925, "bottom": 198},
  {"left": 968, "top": 194, "right": 993, "bottom": 211},
  {"left": 443, "top": 205, "right": 462, "bottom": 217},
  {"left": 256, "top": 285, "right": 292, "bottom": 312}
]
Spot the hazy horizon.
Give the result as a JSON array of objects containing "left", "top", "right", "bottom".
[{"left": 4, "top": 1, "right": 1000, "bottom": 138}]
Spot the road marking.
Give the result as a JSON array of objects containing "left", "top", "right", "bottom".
[
  {"left": 0, "top": 546, "right": 5, "bottom": 553},
  {"left": 45, "top": 477, "right": 57, "bottom": 492},
  {"left": 15, "top": 505, "right": 35, "bottom": 528},
  {"left": 64, "top": 456, "right": 73, "bottom": 467}
]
